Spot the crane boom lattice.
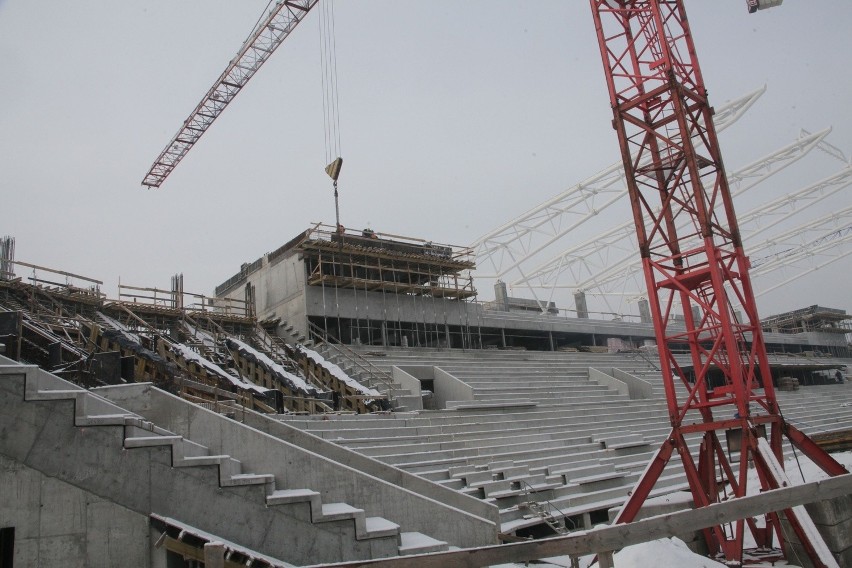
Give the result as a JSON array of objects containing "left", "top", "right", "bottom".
[{"left": 141, "top": 0, "right": 319, "bottom": 189}]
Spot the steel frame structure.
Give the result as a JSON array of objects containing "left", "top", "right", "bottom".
[
  {"left": 589, "top": 1, "right": 845, "bottom": 565},
  {"left": 509, "top": 130, "right": 831, "bottom": 299},
  {"left": 471, "top": 88, "right": 764, "bottom": 280},
  {"left": 751, "top": 212, "right": 852, "bottom": 297},
  {"left": 141, "top": 0, "right": 319, "bottom": 189},
  {"left": 543, "top": 157, "right": 852, "bottom": 305}
]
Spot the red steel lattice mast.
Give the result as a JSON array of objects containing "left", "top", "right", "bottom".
[{"left": 588, "top": 1, "right": 846, "bottom": 565}]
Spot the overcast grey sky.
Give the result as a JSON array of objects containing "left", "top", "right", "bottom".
[{"left": 1, "top": 1, "right": 850, "bottom": 318}]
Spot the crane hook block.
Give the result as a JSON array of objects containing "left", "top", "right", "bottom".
[
  {"left": 325, "top": 157, "right": 343, "bottom": 182},
  {"left": 746, "top": 0, "right": 783, "bottom": 13}
]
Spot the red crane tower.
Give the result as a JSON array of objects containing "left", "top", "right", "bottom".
[{"left": 590, "top": 1, "right": 846, "bottom": 565}]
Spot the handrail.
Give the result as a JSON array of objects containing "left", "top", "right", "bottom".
[
  {"left": 307, "top": 320, "right": 396, "bottom": 400},
  {"left": 517, "top": 478, "right": 576, "bottom": 534},
  {"left": 632, "top": 348, "right": 661, "bottom": 371},
  {"left": 253, "top": 324, "right": 329, "bottom": 394}
]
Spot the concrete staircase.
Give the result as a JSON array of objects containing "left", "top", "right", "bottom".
[{"left": 0, "top": 356, "right": 451, "bottom": 566}]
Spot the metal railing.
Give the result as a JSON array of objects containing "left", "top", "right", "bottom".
[
  {"left": 307, "top": 320, "right": 396, "bottom": 400},
  {"left": 517, "top": 478, "right": 576, "bottom": 535}
]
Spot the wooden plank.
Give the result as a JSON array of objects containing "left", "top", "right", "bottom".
[
  {"left": 10, "top": 260, "right": 103, "bottom": 285},
  {"left": 316, "top": 474, "right": 852, "bottom": 568},
  {"left": 163, "top": 536, "right": 245, "bottom": 568}
]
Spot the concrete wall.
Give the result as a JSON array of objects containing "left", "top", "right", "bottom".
[
  {"left": 95, "top": 383, "right": 499, "bottom": 548},
  {"left": 305, "top": 286, "right": 471, "bottom": 327},
  {"left": 589, "top": 367, "right": 654, "bottom": 400},
  {"left": 393, "top": 366, "right": 475, "bottom": 410},
  {"left": 391, "top": 367, "right": 424, "bottom": 410},
  {"left": 612, "top": 368, "right": 654, "bottom": 399},
  {"left": 0, "top": 454, "right": 158, "bottom": 568},
  {"left": 782, "top": 494, "right": 852, "bottom": 568},
  {"left": 434, "top": 367, "right": 475, "bottom": 409},
  {"left": 220, "top": 254, "right": 308, "bottom": 336},
  {"left": 588, "top": 367, "right": 629, "bottom": 398}
]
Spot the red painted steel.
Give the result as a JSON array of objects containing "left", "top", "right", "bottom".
[{"left": 589, "top": 1, "right": 846, "bottom": 565}]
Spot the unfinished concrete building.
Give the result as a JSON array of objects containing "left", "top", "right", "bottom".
[
  {"left": 2, "top": 232, "right": 852, "bottom": 566},
  {"left": 214, "top": 223, "right": 479, "bottom": 351}
]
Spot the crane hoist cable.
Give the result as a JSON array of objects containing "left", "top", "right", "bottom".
[
  {"left": 319, "top": 0, "right": 344, "bottom": 231},
  {"left": 319, "top": 0, "right": 342, "bottom": 168}
]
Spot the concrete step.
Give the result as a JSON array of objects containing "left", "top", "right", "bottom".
[{"left": 399, "top": 532, "right": 449, "bottom": 555}]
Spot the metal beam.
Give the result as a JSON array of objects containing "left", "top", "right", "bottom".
[
  {"left": 141, "top": 0, "right": 319, "bottom": 188},
  {"left": 317, "top": 474, "right": 852, "bottom": 568}
]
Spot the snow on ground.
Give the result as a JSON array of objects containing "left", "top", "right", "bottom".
[{"left": 610, "top": 537, "right": 729, "bottom": 568}]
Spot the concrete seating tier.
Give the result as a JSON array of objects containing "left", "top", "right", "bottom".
[{"left": 282, "top": 347, "right": 852, "bottom": 534}]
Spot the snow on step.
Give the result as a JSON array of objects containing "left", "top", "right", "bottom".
[
  {"left": 399, "top": 531, "right": 448, "bottom": 555},
  {"left": 267, "top": 488, "right": 320, "bottom": 505},
  {"left": 33, "top": 389, "right": 83, "bottom": 399},
  {"left": 77, "top": 413, "right": 135, "bottom": 426},
  {"left": 364, "top": 517, "right": 400, "bottom": 538},
  {"left": 320, "top": 503, "right": 362, "bottom": 521},
  {"left": 124, "top": 435, "right": 182, "bottom": 448},
  {"left": 226, "top": 473, "right": 275, "bottom": 487},
  {"left": 445, "top": 400, "right": 538, "bottom": 410}
]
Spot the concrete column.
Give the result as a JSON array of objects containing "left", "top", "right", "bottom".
[
  {"left": 691, "top": 305, "right": 700, "bottom": 323},
  {"left": 204, "top": 542, "right": 225, "bottom": 568},
  {"left": 494, "top": 280, "right": 510, "bottom": 311},
  {"left": 638, "top": 299, "right": 652, "bottom": 324},
  {"left": 574, "top": 292, "right": 589, "bottom": 319}
]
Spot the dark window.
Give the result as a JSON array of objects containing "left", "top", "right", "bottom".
[{"left": 0, "top": 527, "right": 14, "bottom": 568}]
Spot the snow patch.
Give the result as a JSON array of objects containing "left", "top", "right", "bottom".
[
  {"left": 227, "top": 337, "right": 320, "bottom": 395},
  {"left": 296, "top": 344, "right": 381, "bottom": 397},
  {"left": 96, "top": 311, "right": 140, "bottom": 343},
  {"left": 170, "top": 342, "right": 270, "bottom": 395}
]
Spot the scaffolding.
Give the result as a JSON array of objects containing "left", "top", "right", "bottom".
[
  {"left": 762, "top": 305, "right": 850, "bottom": 334},
  {"left": 300, "top": 223, "right": 476, "bottom": 299},
  {"left": 295, "top": 224, "right": 478, "bottom": 349}
]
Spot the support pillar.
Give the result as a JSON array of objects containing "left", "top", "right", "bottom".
[
  {"left": 494, "top": 280, "right": 510, "bottom": 311},
  {"left": 574, "top": 291, "right": 589, "bottom": 319},
  {"left": 638, "top": 299, "right": 652, "bottom": 324},
  {"left": 203, "top": 542, "right": 225, "bottom": 568}
]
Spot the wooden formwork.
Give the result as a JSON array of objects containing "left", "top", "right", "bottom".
[{"left": 229, "top": 346, "right": 332, "bottom": 414}]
